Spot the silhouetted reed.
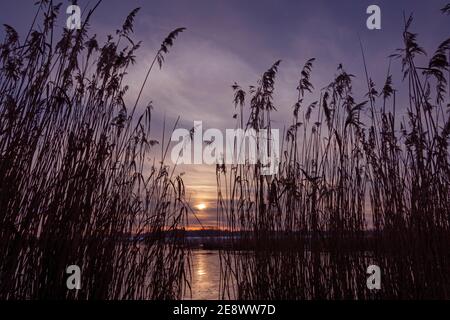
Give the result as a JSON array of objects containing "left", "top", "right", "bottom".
[
  {"left": 0, "top": 1, "right": 189, "bottom": 299},
  {"left": 217, "top": 9, "right": 450, "bottom": 299}
]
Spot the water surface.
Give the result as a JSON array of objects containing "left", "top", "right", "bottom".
[{"left": 184, "top": 250, "right": 221, "bottom": 300}]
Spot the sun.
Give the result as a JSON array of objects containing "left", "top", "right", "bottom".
[{"left": 196, "top": 203, "right": 207, "bottom": 210}]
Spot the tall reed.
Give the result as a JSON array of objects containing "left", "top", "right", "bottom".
[
  {"left": 218, "top": 9, "right": 450, "bottom": 299},
  {"left": 0, "top": 1, "right": 189, "bottom": 299}
]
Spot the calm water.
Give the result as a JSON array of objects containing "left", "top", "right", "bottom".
[
  {"left": 181, "top": 248, "right": 450, "bottom": 299},
  {"left": 183, "top": 250, "right": 221, "bottom": 300}
]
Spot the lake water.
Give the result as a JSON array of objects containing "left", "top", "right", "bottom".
[
  {"left": 183, "top": 250, "right": 221, "bottom": 300},
  {"left": 181, "top": 247, "right": 450, "bottom": 299}
]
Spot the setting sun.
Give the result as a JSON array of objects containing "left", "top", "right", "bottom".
[{"left": 196, "top": 203, "right": 207, "bottom": 210}]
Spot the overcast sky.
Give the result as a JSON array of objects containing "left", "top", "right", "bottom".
[{"left": 1, "top": 0, "right": 449, "bottom": 226}]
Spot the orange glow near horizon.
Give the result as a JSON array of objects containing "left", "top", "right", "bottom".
[{"left": 196, "top": 203, "right": 207, "bottom": 210}]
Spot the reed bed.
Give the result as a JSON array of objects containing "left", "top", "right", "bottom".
[
  {"left": 217, "top": 10, "right": 450, "bottom": 299},
  {"left": 0, "top": 1, "right": 189, "bottom": 299}
]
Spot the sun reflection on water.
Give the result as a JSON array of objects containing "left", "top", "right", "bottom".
[
  {"left": 185, "top": 250, "right": 222, "bottom": 300},
  {"left": 196, "top": 251, "right": 207, "bottom": 276}
]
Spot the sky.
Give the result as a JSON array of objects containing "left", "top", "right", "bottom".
[{"left": 1, "top": 0, "right": 449, "bottom": 227}]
